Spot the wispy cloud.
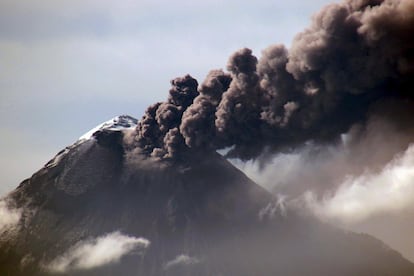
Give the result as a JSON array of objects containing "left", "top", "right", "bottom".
[
  {"left": 0, "top": 200, "right": 21, "bottom": 231},
  {"left": 259, "top": 196, "right": 287, "bottom": 220},
  {"left": 46, "top": 231, "right": 150, "bottom": 273},
  {"left": 164, "top": 254, "right": 200, "bottom": 270},
  {"left": 308, "top": 144, "right": 414, "bottom": 223}
]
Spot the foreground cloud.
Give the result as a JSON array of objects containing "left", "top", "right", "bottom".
[
  {"left": 308, "top": 144, "right": 414, "bottom": 224},
  {"left": 0, "top": 200, "right": 21, "bottom": 231},
  {"left": 164, "top": 254, "right": 200, "bottom": 270},
  {"left": 47, "top": 231, "right": 150, "bottom": 273}
]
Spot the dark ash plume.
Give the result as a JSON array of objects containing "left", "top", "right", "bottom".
[
  {"left": 180, "top": 70, "right": 231, "bottom": 149},
  {"left": 135, "top": 75, "right": 198, "bottom": 159},
  {"left": 132, "top": 0, "right": 414, "bottom": 161},
  {"left": 215, "top": 48, "right": 264, "bottom": 159}
]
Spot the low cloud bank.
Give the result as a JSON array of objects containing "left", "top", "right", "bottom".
[
  {"left": 46, "top": 231, "right": 150, "bottom": 273},
  {"left": 308, "top": 144, "right": 414, "bottom": 223},
  {"left": 0, "top": 200, "right": 21, "bottom": 231}
]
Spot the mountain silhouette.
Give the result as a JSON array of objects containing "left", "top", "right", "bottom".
[{"left": 1, "top": 115, "right": 413, "bottom": 276}]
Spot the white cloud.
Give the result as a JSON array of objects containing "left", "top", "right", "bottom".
[
  {"left": 307, "top": 144, "right": 414, "bottom": 224},
  {"left": 164, "top": 254, "right": 200, "bottom": 270},
  {"left": 46, "top": 231, "right": 150, "bottom": 273},
  {"left": 0, "top": 200, "right": 21, "bottom": 231}
]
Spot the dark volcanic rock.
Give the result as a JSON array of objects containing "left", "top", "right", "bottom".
[{"left": 1, "top": 116, "right": 413, "bottom": 276}]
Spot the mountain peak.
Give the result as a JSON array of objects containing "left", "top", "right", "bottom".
[
  {"left": 78, "top": 115, "right": 138, "bottom": 141},
  {"left": 2, "top": 115, "right": 414, "bottom": 275},
  {"left": 42, "top": 115, "right": 137, "bottom": 171}
]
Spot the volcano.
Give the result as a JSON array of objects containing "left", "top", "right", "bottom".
[{"left": 1, "top": 115, "right": 413, "bottom": 276}]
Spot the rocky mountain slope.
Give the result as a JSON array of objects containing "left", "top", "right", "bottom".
[{"left": 1, "top": 116, "right": 413, "bottom": 276}]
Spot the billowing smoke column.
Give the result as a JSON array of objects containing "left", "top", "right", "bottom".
[
  {"left": 135, "top": 75, "right": 198, "bottom": 158},
  {"left": 133, "top": 0, "right": 414, "bottom": 161}
]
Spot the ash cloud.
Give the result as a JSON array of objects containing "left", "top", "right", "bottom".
[
  {"left": 130, "top": 0, "right": 414, "bottom": 162},
  {"left": 126, "top": 1, "right": 414, "bottom": 259},
  {"left": 135, "top": 75, "right": 198, "bottom": 159}
]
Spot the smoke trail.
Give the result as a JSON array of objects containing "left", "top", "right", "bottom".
[{"left": 131, "top": 0, "right": 414, "bottom": 161}]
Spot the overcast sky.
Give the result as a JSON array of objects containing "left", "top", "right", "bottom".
[{"left": 0, "top": 0, "right": 334, "bottom": 194}]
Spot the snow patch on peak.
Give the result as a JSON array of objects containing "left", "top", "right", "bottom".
[
  {"left": 79, "top": 115, "right": 138, "bottom": 141},
  {"left": 44, "top": 115, "right": 137, "bottom": 170}
]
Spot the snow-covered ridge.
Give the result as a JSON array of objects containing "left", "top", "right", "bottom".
[
  {"left": 79, "top": 115, "right": 138, "bottom": 141},
  {"left": 44, "top": 115, "right": 137, "bottom": 169}
]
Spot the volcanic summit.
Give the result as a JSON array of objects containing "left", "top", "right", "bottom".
[{"left": 0, "top": 116, "right": 413, "bottom": 275}]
